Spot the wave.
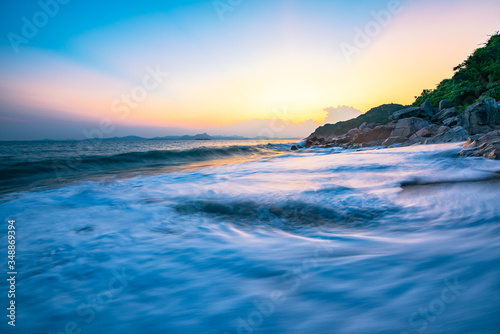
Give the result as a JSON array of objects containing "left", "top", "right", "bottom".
[
  {"left": 0, "top": 144, "right": 288, "bottom": 194},
  {"left": 173, "top": 197, "right": 389, "bottom": 230}
]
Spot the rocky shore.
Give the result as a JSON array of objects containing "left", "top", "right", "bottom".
[{"left": 303, "top": 97, "right": 500, "bottom": 159}]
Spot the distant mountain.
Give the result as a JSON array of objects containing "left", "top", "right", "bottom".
[{"left": 31, "top": 133, "right": 294, "bottom": 142}]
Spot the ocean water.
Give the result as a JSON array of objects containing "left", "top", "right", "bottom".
[{"left": 1, "top": 140, "right": 500, "bottom": 334}]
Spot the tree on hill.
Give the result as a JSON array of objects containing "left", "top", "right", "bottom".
[{"left": 413, "top": 33, "right": 500, "bottom": 109}]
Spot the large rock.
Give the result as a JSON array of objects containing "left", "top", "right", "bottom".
[
  {"left": 352, "top": 124, "right": 395, "bottom": 143},
  {"left": 432, "top": 107, "right": 456, "bottom": 123},
  {"left": 443, "top": 116, "right": 459, "bottom": 127},
  {"left": 439, "top": 99, "right": 451, "bottom": 110},
  {"left": 415, "top": 127, "right": 434, "bottom": 138},
  {"left": 420, "top": 100, "right": 434, "bottom": 119},
  {"left": 390, "top": 107, "right": 421, "bottom": 121},
  {"left": 391, "top": 117, "right": 430, "bottom": 138},
  {"left": 442, "top": 126, "right": 469, "bottom": 142},
  {"left": 459, "top": 130, "right": 500, "bottom": 159},
  {"left": 305, "top": 136, "right": 326, "bottom": 146},
  {"left": 382, "top": 136, "right": 408, "bottom": 146},
  {"left": 436, "top": 125, "right": 451, "bottom": 135},
  {"left": 461, "top": 98, "right": 499, "bottom": 134}
]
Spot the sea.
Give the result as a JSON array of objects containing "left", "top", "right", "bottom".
[{"left": 0, "top": 139, "right": 500, "bottom": 334}]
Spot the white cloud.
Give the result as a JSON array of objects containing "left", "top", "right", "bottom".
[{"left": 323, "top": 105, "right": 362, "bottom": 125}]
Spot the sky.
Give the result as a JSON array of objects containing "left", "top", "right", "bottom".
[{"left": 0, "top": 0, "right": 499, "bottom": 140}]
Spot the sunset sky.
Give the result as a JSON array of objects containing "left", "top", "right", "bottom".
[{"left": 0, "top": 0, "right": 499, "bottom": 140}]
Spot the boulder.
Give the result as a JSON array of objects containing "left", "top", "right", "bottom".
[
  {"left": 390, "top": 107, "right": 421, "bottom": 121},
  {"left": 442, "top": 126, "right": 470, "bottom": 142},
  {"left": 345, "top": 128, "right": 361, "bottom": 138},
  {"left": 439, "top": 99, "right": 451, "bottom": 110},
  {"left": 459, "top": 130, "right": 500, "bottom": 159},
  {"left": 443, "top": 116, "right": 459, "bottom": 127},
  {"left": 415, "top": 127, "right": 434, "bottom": 138},
  {"left": 432, "top": 108, "right": 456, "bottom": 123},
  {"left": 436, "top": 125, "right": 451, "bottom": 135},
  {"left": 391, "top": 117, "right": 430, "bottom": 138},
  {"left": 290, "top": 145, "right": 299, "bottom": 151},
  {"left": 461, "top": 98, "right": 499, "bottom": 134},
  {"left": 305, "top": 136, "right": 325, "bottom": 147},
  {"left": 382, "top": 136, "right": 408, "bottom": 146},
  {"left": 352, "top": 124, "right": 395, "bottom": 143},
  {"left": 420, "top": 100, "right": 434, "bottom": 119}
]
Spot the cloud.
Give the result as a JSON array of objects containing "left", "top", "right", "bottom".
[{"left": 323, "top": 105, "right": 362, "bottom": 125}]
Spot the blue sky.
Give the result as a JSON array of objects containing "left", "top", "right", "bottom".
[{"left": 0, "top": 0, "right": 499, "bottom": 140}]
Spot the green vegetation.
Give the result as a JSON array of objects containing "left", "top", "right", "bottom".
[
  {"left": 311, "top": 103, "right": 404, "bottom": 137},
  {"left": 413, "top": 33, "right": 500, "bottom": 109},
  {"left": 308, "top": 33, "right": 499, "bottom": 139}
]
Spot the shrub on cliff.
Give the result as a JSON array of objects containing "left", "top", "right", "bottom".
[{"left": 413, "top": 33, "right": 500, "bottom": 108}]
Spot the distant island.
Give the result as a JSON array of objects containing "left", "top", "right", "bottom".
[
  {"left": 17, "top": 133, "right": 300, "bottom": 142},
  {"left": 303, "top": 33, "right": 500, "bottom": 159}
]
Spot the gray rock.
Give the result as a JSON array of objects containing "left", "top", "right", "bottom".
[
  {"left": 459, "top": 130, "right": 500, "bottom": 159},
  {"left": 443, "top": 116, "right": 459, "bottom": 127},
  {"left": 420, "top": 100, "right": 434, "bottom": 119},
  {"left": 391, "top": 117, "right": 430, "bottom": 138},
  {"left": 439, "top": 99, "right": 451, "bottom": 110},
  {"left": 432, "top": 107, "right": 456, "bottom": 123},
  {"left": 436, "top": 126, "right": 451, "bottom": 135},
  {"left": 441, "top": 126, "right": 469, "bottom": 142},
  {"left": 405, "top": 137, "right": 427, "bottom": 146},
  {"left": 382, "top": 136, "right": 408, "bottom": 146},
  {"left": 390, "top": 107, "right": 421, "bottom": 121},
  {"left": 415, "top": 127, "right": 434, "bottom": 138},
  {"left": 290, "top": 145, "right": 299, "bottom": 151},
  {"left": 346, "top": 128, "right": 361, "bottom": 138},
  {"left": 352, "top": 124, "right": 395, "bottom": 143},
  {"left": 461, "top": 98, "right": 499, "bottom": 134}
]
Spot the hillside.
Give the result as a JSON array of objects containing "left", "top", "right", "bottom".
[
  {"left": 308, "top": 103, "right": 404, "bottom": 138},
  {"left": 413, "top": 33, "right": 500, "bottom": 109}
]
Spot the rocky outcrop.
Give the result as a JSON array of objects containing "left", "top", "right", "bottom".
[
  {"left": 389, "top": 101, "right": 436, "bottom": 121},
  {"left": 459, "top": 130, "right": 500, "bottom": 159},
  {"left": 439, "top": 99, "right": 451, "bottom": 110},
  {"left": 420, "top": 100, "right": 434, "bottom": 119},
  {"left": 461, "top": 98, "right": 500, "bottom": 134},
  {"left": 303, "top": 97, "right": 500, "bottom": 157},
  {"left": 390, "top": 107, "right": 421, "bottom": 121},
  {"left": 443, "top": 117, "right": 459, "bottom": 127},
  {"left": 352, "top": 124, "right": 395, "bottom": 143},
  {"left": 391, "top": 117, "right": 429, "bottom": 137},
  {"left": 414, "top": 125, "right": 437, "bottom": 138},
  {"left": 432, "top": 107, "right": 456, "bottom": 123},
  {"left": 382, "top": 136, "right": 408, "bottom": 146},
  {"left": 440, "top": 126, "right": 470, "bottom": 142}
]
